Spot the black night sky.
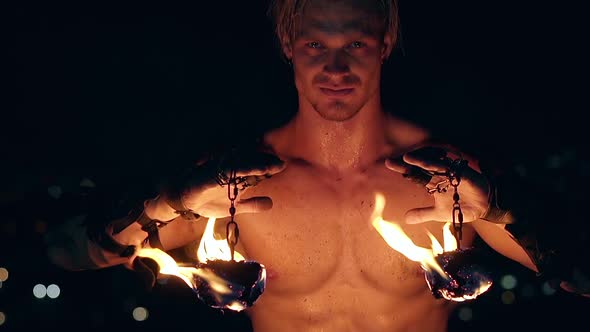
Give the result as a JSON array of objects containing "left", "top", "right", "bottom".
[{"left": 3, "top": 1, "right": 589, "bottom": 331}]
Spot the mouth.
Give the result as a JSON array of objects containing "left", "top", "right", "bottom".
[{"left": 319, "top": 87, "right": 355, "bottom": 97}]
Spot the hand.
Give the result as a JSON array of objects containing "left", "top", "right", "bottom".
[
  {"left": 160, "top": 150, "right": 286, "bottom": 219},
  {"left": 560, "top": 267, "right": 590, "bottom": 298},
  {"left": 386, "top": 146, "right": 490, "bottom": 224}
]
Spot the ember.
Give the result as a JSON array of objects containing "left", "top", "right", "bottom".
[
  {"left": 424, "top": 248, "right": 493, "bottom": 302},
  {"left": 194, "top": 260, "right": 266, "bottom": 311},
  {"left": 371, "top": 193, "right": 493, "bottom": 302},
  {"left": 137, "top": 216, "right": 267, "bottom": 312}
]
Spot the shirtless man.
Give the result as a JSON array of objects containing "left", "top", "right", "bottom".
[{"left": 45, "top": 0, "right": 586, "bottom": 331}]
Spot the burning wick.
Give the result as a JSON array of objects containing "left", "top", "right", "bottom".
[
  {"left": 138, "top": 217, "right": 266, "bottom": 311},
  {"left": 423, "top": 247, "right": 493, "bottom": 301},
  {"left": 194, "top": 217, "right": 266, "bottom": 310},
  {"left": 371, "top": 193, "right": 493, "bottom": 302}
]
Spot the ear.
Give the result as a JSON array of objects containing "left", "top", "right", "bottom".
[
  {"left": 280, "top": 34, "right": 293, "bottom": 60},
  {"left": 381, "top": 32, "right": 395, "bottom": 61}
]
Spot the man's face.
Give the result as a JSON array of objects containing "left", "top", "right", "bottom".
[{"left": 284, "top": 0, "right": 392, "bottom": 122}]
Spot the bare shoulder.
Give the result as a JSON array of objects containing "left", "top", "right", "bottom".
[
  {"left": 384, "top": 113, "right": 431, "bottom": 153},
  {"left": 261, "top": 122, "right": 294, "bottom": 159}
]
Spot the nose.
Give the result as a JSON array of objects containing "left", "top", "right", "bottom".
[{"left": 323, "top": 50, "right": 350, "bottom": 78}]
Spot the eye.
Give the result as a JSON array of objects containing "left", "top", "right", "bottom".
[
  {"left": 306, "top": 41, "right": 322, "bottom": 49},
  {"left": 350, "top": 41, "right": 364, "bottom": 48}
]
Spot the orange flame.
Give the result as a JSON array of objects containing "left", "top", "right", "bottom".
[
  {"left": 136, "top": 217, "right": 248, "bottom": 304},
  {"left": 370, "top": 193, "right": 450, "bottom": 279},
  {"left": 136, "top": 248, "right": 232, "bottom": 295},
  {"left": 371, "top": 193, "right": 493, "bottom": 301},
  {"left": 197, "top": 217, "right": 245, "bottom": 263}
]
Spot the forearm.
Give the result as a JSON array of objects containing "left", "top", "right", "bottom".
[
  {"left": 110, "top": 196, "right": 177, "bottom": 246},
  {"left": 45, "top": 193, "right": 203, "bottom": 271},
  {"left": 485, "top": 168, "right": 589, "bottom": 284},
  {"left": 45, "top": 217, "right": 134, "bottom": 270}
]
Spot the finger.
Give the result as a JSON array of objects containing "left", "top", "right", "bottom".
[
  {"left": 406, "top": 146, "right": 448, "bottom": 161},
  {"left": 405, "top": 207, "right": 448, "bottom": 224},
  {"left": 560, "top": 268, "right": 590, "bottom": 295},
  {"left": 235, "top": 162, "right": 286, "bottom": 177},
  {"left": 235, "top": 196, "right": 273, "bottom": 214},
  {"left": 400, "top": 146, "right": 450, "bottom": 173},
  {"left": 195, "top": 153, "right": 286, "bottom": 189},
  {"left": 236, "top": 174, "right": 277, "bottom": 190},
  {"left": 560, "top": 281, "right": 590, "bottom": 297},
  {"left": 403, "top": 153, "right": 450, "bottom": 174},
  {"left": 229, "top": 153, "right": 287, "bottom": 177},
  {"left": 384, "top": 157, "right": 412, "bottom": 173},
  {"left": 385, "top": 158, "right": 432, "bottom": 185},
  {"left": 387, "top": 146, "right": 449, "bottom": 183}
]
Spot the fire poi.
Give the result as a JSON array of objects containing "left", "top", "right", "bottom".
[
  {"left": 137, "top": 167, "right": 266, "bottom": 312},
  {"left": 372, "top": 156, "right": 494, "bottom": 301}
]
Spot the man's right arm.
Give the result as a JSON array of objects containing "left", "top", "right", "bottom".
[
  {"left": 45, "top": 147, "right": 286, "bottom": 272},
  {"left": 44, "top": 195, "right": 203, "bottom": 271}
]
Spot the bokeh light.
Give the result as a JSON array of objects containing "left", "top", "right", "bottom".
[
  {"left": 47, "top": 284, "right": 61, "bottom": 299},
  {"left": 457, "top": 307, "right": 473, "bottom": 322},
  {"left": 132, "top": 307, "right": 149, "bottom": 321},
  {"left": 0, "top": 267, "right": 8, "bottom": 282},
  {"left": 542, "top": 281, "right": 557, "bottom": 296},
  {"left": 501, "top": 291, "right": 516, "bottom": 304},
  {"left": 47, "top": 185, "right": 63, "bottom": 199},
  {"left": 33, "top": 284, "right": 47, "bottom": 299},
  {"left": 80, "top": 178, "right": 96, "bottom": 188},
  {"left": 0, "top": 312, "right": 6, "bottom": 326},
  {"left": 500, "top": 274, "right": 517, "bottom": 290}
]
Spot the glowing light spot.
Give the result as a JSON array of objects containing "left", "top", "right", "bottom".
[
  {"left": 541, "top": 281, "right": 557, "bottom": 296},
  {"left": 47, "top": 185, "right": 62, "bottom": 199},
  {"left": 47, "top": 284, "right": 60, "bottom": 299},
  {"left": 500, "top": 274, "right": 517, "bottom": 290},
  {"left": 33, "top": 284, "right": 47, "bottom": 298},
  {"left": 0, "top": 312, "right": 5, "bottom": 325},
  {"left": 80, "top": 178, "right": 96, "bottom": 188},
  {"left": 132, "top": 307, "right": 148, "bottom": 321},
  {"left": 501, "top": 291, "right": 515, "bottom": 304},
  {"left": 457, "top": 307, "right": 473, "bottom": 321},
  {"left": 0, "top": 268, "right": 8, "bottom": 282}
]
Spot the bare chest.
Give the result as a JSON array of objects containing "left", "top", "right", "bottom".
[{"left": 234, "top": 163, "right": 465, "bottom": 296}]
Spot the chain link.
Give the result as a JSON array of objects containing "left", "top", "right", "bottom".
[
  {"left": 448, "top": 159, "right": 467, "bottom": 250},
  {"left": 226, "top": 168, "right": 240, "bottom": 261}
]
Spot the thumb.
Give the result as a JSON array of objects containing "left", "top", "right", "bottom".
[
  {"left": 405, "top": 207, "right": 447, "bottom": 224},
  {"left": 236, "top": 196, "right": 273, "bottom": 214}
]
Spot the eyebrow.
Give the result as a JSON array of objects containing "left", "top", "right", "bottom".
[{"left": 300, "top": 19, "right": 380, "bottom": 37}]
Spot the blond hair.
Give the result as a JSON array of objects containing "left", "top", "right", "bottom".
[{"left": 267, "top": 0, "right": 399, "bottom": 44}]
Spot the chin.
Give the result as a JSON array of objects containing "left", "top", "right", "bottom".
[{"left": 314, "top": 102, "right": 361, "bottom": 122}]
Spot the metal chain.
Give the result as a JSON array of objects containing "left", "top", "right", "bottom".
[
  {"left": 448, "top": 159, "right": 467, "bottom": 250},
  {"left": 226, "top": 168, "right": 240, "bottom": 261}
]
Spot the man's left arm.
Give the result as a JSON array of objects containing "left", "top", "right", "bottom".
[{"left": 385, "top": 146, "right": 590, "bottom": 298}]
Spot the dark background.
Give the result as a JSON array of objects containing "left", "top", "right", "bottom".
[{"left": 3, "top": 0, "right": 588, "bottom": 331}]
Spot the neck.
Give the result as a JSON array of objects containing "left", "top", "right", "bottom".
[{"left": 291, "top": 96, "right": 390, "bottom": 173}]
